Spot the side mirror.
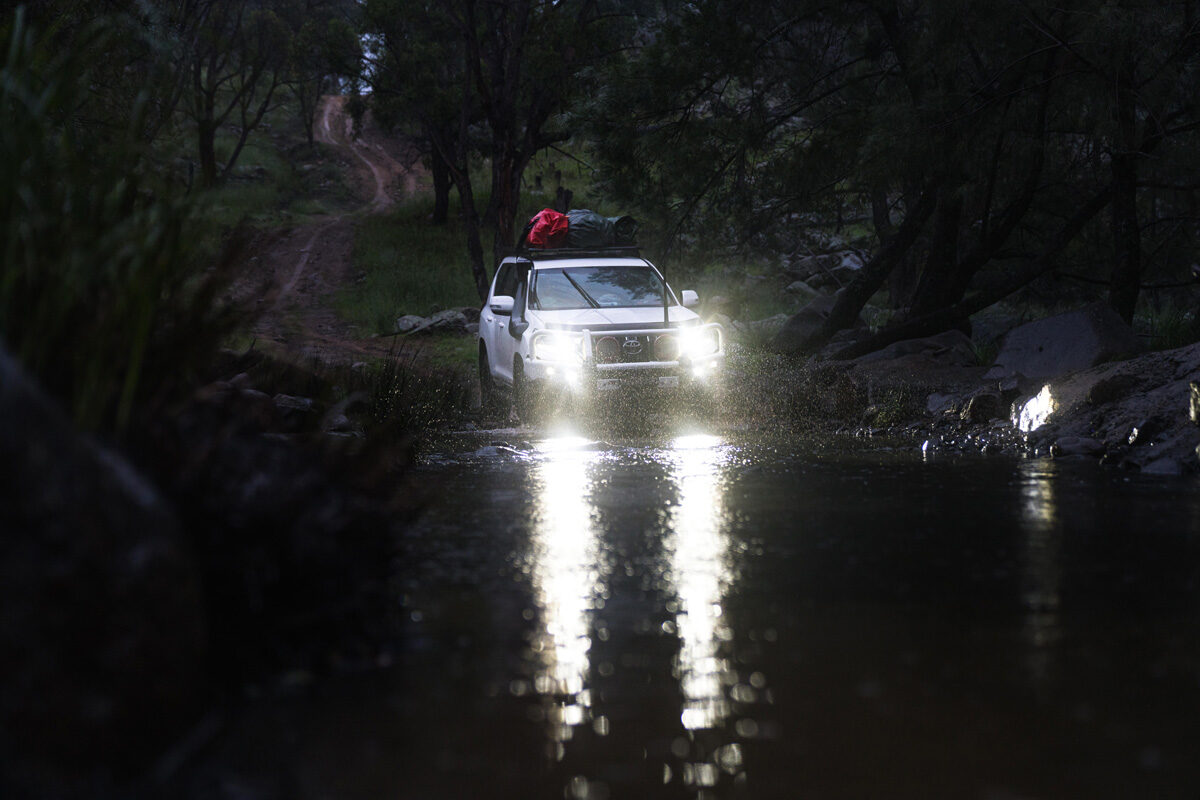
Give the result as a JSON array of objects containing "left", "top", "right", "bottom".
[
  {"left": 681, "top": 289, "right": 699, "bottom": 308},
  {"left": 489, "top": 295, "right": 514, "bottom": 315}
]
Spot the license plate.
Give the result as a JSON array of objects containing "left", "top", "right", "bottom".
[{"left": 596, "top": 375, "right": 679, "bottom": 391}]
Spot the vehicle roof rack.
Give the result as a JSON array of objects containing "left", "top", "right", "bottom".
[{"left": 512, "top": 246, "right": 643, "bottom": 261}]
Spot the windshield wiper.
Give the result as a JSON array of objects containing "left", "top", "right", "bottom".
[{"left": 562, "top": 270, "right": 600, "bottom": 308}]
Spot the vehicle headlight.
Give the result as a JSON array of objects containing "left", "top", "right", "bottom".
[
  {"left": 533, "top": 333, "right": 583, "bottom": 362},
  {"left": 679, "top": 327, "right": 720, "bottom": 359}
]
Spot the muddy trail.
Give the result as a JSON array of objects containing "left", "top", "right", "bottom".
[{"left": 229, "top": 96, "right": 423, "bottom": 365}]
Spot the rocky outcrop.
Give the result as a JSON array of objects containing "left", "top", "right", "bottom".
[
  {"left": 1014, "top": 340, "right": 1200, "bottom": 473},
  {"left": 0, "top": 345, "right": 206, "bottom": 792},
  {"left": 985, "top": 302, "right": 1140, "bottom": 382},
  {"left": 771, "top": 290, "right": 861, "bottom": 353},
  {"left": 779, "top": 317, "right": 1199, "bottom": 473},
  {"left": 785, "top": 251, "right": 863, "bottom": 291},
  {"left": 395, "top": 306, "right": 481, "bottom": 335}
]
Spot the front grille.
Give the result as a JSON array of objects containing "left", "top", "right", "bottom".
[{"left": 592, "top": 333, "right": 662, "bottom": 363}]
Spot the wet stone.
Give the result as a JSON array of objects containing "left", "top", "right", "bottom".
[
  {"left": 960, "top": 392, "right": 1002, "bottom": 423},
  {"left": 1053, "top": 436, "right": 1104, "bottom": 457}
]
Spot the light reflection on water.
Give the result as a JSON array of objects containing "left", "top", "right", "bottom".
[
  {"left": 528, "top": 435, "right": 601, "bottom": 752},
  {"left": 666, "top": 434, "right": 748, "bottom": 790},
  {"left": 1018, "top": 459, "right": 1063, "bottom": 686},
  {"left": 670, "top": 434, "right": 732, "bottom": 732},
  {"left": 524, "top": 431, "right": 758, "bottom": 793}
]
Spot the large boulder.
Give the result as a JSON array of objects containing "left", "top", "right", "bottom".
[
  {"left": 0, "top": 346, "right": 206, "bottom": 792},
  {"left": 771, "top": 291, "right": 850, "bottom": 353},
  {"left": 853, "top": 329, "right": 977, "bottom": 367},
  {"left": 985, "top": 302, "right": 1139, "bottom": 382},
  {"left": 405, "top": 308, "right": 471, "bottom": 335},
  {"left": 1015, "top": 340, "right": 1200, "bottom": 473}
]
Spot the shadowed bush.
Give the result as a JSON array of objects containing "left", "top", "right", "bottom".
[{"left": 0, "top": 9, "right": 234, "bottom": 434}]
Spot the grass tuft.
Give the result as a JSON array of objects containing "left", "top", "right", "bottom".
[{"left": 339, "top": 199, "right": 483, "bottom": 334}]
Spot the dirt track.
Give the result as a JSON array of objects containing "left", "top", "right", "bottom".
[{"left": 233, "top": 95, "right": 423, "bottom": 365}]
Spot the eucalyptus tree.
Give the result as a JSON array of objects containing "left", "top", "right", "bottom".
[
  {"left": 281, "top": 0, "right": 362, "bottom": 148},
  {"left": 185, "top": 0, "right": 291, "bottom": 187},
  {"left": 362, "top": 0, "right": 492, "bottom": 299},
  {"left": 364, "top": 0, "right": 627, "bottom": 300},
  {"left": 584, "top": 0, "right": 1200, "bottom": 353}
]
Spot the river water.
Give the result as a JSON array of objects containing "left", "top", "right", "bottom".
[{"left": 190, "top": 425, "right": 1200, "bottom": 799}]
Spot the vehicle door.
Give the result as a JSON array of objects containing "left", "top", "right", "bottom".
[
  {"left": 481, "top": 262, "right": 519, "bottom": 384},
  {"left": 493, "top": 265, "right": 529, "bottom": 385}
]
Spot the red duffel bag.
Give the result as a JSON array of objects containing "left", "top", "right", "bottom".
[{"left": 524, "top": 208, "right": 569, "bottom": 247}]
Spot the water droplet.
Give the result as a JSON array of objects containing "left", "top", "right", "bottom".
[{"left": 734, "top": 718, "right": 759, "bottom": 738}]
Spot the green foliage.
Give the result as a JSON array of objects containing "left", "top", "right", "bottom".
[
  {"left": 579, "top": 0, "right": 1200, "bottom": 341},
  {"left": 1139, "top": 300, "right": 1200, "bottom": 351},
  {"left": 364, "top": 347, "right": 470, "bottom": 434},
  {"left": 0, "top": 10, "right": 225, "bottom": 432},
  {"left": 339, "top": 200, "right": 484, "bottom": 334}
]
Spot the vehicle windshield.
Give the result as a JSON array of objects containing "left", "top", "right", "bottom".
[{"left": 530, "top": 266, "right": 670, "bottom": 310}]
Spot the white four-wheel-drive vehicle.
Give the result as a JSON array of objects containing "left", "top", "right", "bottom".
[{"left": 478, "top": 246, "right": 725, "bottom": 418}]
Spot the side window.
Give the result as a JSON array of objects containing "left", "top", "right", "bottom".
[{"left": 493, "top": 263, "right": 517, "bottom": 299}]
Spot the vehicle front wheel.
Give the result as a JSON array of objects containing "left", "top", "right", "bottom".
[{"left": 512, "top": 356, "right": 539, "bottom": 425}]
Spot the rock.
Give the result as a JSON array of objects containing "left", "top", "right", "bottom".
[
  {"left": 771, "top": 290, "right": 848, "bottom": 353},
  {"left": 786, "top": 253, "right": 840, "bottom": 279},
  {"left": 996, "top": 373, "right": 1037, "bottom": 404},
  {"left": 273, "top": 393, "right": 316, "bottom": 431},
  {"left": 855, "top": 330, "right": 977, "bottom": 367},
  {"left": 839, "top": 251, "right": 865, "bottom": 271},
  {"left": 406, "top": 309, "right": 470, "bottom": 335},
  {"left": 984, "top": 302, "right": 1139, "bottom": 382},
  {"left": 466, "top": 322, "right": 480, "bottom": 336},
  {"left": 1012, "top": 341, "right": 1200, "bottom": 472},
  {"left": 746, "top": 313, "right": 791, "bottom": 339},
  {"left": 1190, "top": 381, "right": 1200, "bottom": 426},
  {"left": 273, "top": 393, "right": 314, "bottom": 413},
  {"left": 238, "top": 388, "right": 278, "bottom": 430},
  {"left": 194, "top": 379, "right": 232, "bottom": 404},
  {"left": 1086, "top": 372, "right": 1141, "bottom": 406},
  {"left": 323, "top": 413, "right": 354, "bottom": 433},
  {"left": 395, "top": 314, "right": 426, "bottom": 334},
  {"left": 785, "top": 279, "right": 820, "bottom": 298},
  {"left": 1053, "top": 436, "right": 1104, "bottom": 457},
  {"left": 960, "top": 391, "right": 1002, "bottom": 423},
  {"left": 431, "top": 309, "right": 469, "bottom": 330},
  {"left": 0, "top": 346, "right": 205, "bottom": 790},
  {"left": 455, "top": 306, "right": 481, "bottom": 323},
  {"left": 705, "top": 295, "right": 739, "bottom": 318},
  {"left": 787, "top": 251, "right": 864, "bottom": 292},
  {"left": 708, "top": 313, "right": 735, "bottom": 338},
  {"left": 318, "top": 391, "right": 368, "bottom": 436},
  {"left": 927, "top": 392, "right": 959, "bottom": 415}
]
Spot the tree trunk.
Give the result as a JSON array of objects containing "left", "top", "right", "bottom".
[
  {"left": 197, "top": 120, "right": 218, "bottom": 187},
  {"left": 488, "top": 138, "right": 521, "bottom": 251},
  {"left": 430, "top": 146, "right": 452, "bottom": 225},
  {"left": 801, "top": 184, "right": 939, "bottom": 351},
  {"left": 909, "top": 191, "right": 964, "bottom": 316},
  {"left": 458, "top": 181, "right": 490, "bottom": 301},
  {"left": 1109, "top": 51, "right": 1141, "bottom": 324},
  {"left": 1110, "top": 152, "right": 1140, "bottom": 324},
  {"left": 829, "top": 186, "right": 1114, "bottom": 360}
]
